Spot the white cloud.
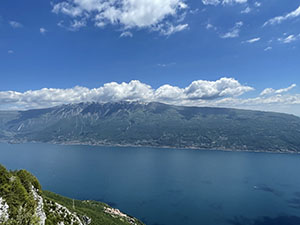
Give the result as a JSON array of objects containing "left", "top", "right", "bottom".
[
  {"left": 212, "top": 94, "right": 300, "bottom": 116},
  {"left": 57, "top": 19, "right": 87, "bottom": 31},
  {"left": 264, "top": 46, "right": 272, "bottom": 51},
  {"left": 40, "top": 27, "right": 47, "bottom": 34},
  {"left": 222, "top": 0, "right": 247, "bottom": 5},
  {"left": 52, "top": 0, "right": 188, "bottom": 35},
  {"left": 3, "top": 79, "right": 300, "bottom": 116},
  {"left": 157, "top": 62, "right": 176, "bottom": 67},
  {"left": 70, "top": 19, "right": 87, "bottom": 30},
  {"left": 0, "top": 78, "right": 253, "bottom": 110},
  {"left": 244, "top": 37, "right": 260, "bottom": 43},
  {"left": 199, "top": 84, "right": 300, "bottom": 115},
  {"left": 9, "top": 21, "right": 23, "bottom": 28},
  {"left": 120, "top": 31, "right": 133, "bottom": 38},
  {"left": 220, "top": 21, "right": 243, "bottom": 39},
  {"left": 241, "top": 7, "right": 251, "bottom": 14},
  {"left": 202, "top": 0, "right": 247, "bottom": 6},
  {"left": 254, "top": 2, "right": 261, "bottom": 7},
  {"left": 278, "top": 34, "right": 300, "bottom": 44},
  {"left": 206, "top": 23, "right": 213, "bottom": 29},
  {"left": 260, "top": 84, "right": 296, "bottom": 96},
  {"left": 159, "top": 23, "right": 188, "bottom": 36},
  {"left": 264, "top": 5, "right": 300, "bottom": 26},
  {"left": 8, "top": 50, "right": 14, "bottom": 54},
  {"left": 183, "top": 77, "right": 253, "bottom": 100},
  {"left": 57, "top": 20, "right": 65, "bottom": 28},
  {"left": 206, "top": 23, "right": 217, "bottom": 30},
  {"left": 202, "top": 0, "right": 220, "bottom": 5},
  {"left": 52, "top": 2, "right": 83, "bottom": 17}
]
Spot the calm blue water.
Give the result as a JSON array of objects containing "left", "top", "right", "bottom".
[{"left": 1, "top": 143, "right": 300, "bottom": 225}]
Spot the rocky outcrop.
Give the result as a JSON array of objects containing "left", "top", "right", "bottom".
[
  {"left": 46, "top": 200, "right": 84, "bottom": 225},
  {"left": 32, "top": 186, "right": 47, "bottom": 225},
  {"left": 0, "top": 164, "right": 144, "bottom": 225},
  {"left": 0, "top": 197, "right": 9, "bottom": 223}
]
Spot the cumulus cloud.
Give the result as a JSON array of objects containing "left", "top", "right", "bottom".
[
  {"left": 2, "top": 79, "right": 300, "bottom": 116},
  {"left": 213, "top": 94, "right": 300, "bottom": 115},
  {"left": 52, "top": 0, "right": 188, "bottom": 35},
  {"left": 260, "top": 84, "right": 296, "bottom": 96},
  {"left": 214, "top": 85, "right": 300, "bottom": 116},
  {"left": 9, "top": 21, "right": 23, "bottom": 28},
  {"left": 220, "top": 21, "right": 243, "bottom": 39},
  {"left": 183, "top": 78, "right": 253, "bottom": 99},
  {"left": 0, "top": 78, "right": 253, "bottom": 110},
  {"left": 263, "top": 5, "right": 300, "bottom": 26}
]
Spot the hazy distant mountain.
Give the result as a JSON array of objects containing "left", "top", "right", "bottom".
[{"left": 1, "top": 101, "right": 300, "bottom": 153}]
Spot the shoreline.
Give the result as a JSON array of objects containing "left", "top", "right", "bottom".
[{"left": 1, "top": 139, "right": 299, "bottom": 155}]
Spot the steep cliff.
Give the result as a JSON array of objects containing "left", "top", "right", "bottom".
[{"left": 0, "top": 165, "right": 144, "bottom": 225}]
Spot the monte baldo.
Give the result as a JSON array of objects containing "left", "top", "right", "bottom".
[{"left": 1, "top": 101, "right": 300, "bottom": 153}]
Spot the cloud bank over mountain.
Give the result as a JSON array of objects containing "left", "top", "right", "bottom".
[
  {"left": 0, "top": 78, "right": 250, "bottom": 108},
  {"left": 1, "top": 78, "right": 299, "bottom": 116}
]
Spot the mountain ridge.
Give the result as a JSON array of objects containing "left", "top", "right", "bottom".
[{"left": 1, "top": 101, "right": 300, "bottom": 153}]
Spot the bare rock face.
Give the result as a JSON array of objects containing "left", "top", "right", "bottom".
[
  {"left": 0, "top": 197, "right": 9, "bottom": 223},
  {"left": 47, "top": 200, "right": 84, "bottom": 225},
  {"left": 31, "top": 186, "right": 47, "bottom": 225}
]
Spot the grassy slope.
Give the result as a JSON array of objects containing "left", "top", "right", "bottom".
[{"left": 43, "top": 191, "right": 144, "bottom": 225}]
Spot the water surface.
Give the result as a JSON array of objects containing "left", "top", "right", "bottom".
[{"left": 1, "top": 143, "right": 300, "bottom": 225}]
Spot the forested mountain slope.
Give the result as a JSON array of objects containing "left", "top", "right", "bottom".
[{"left": 1, "top": 102, "right": 300, "bottom": 153}]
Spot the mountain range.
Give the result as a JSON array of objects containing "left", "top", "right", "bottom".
[{"left": 1, "top": 101, "right": 300, "bottom": 153}]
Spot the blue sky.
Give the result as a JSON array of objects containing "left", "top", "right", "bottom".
[{"left": 1, "top": 0, "right": 300, "bottom": 114}]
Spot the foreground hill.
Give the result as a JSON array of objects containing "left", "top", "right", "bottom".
[
  {"left": 1, "top": 101, "right": 300, "bottom": 153},
  {"left": 0, "top": 164, "right": 144, "bottom": 225}
]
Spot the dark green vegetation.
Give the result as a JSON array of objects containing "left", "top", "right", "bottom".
[
  {"left": 0, "top": 165, "right": 41, "bottom": 224},
  {"left": 0, "top": 165, "right": 144, "bottom": 225},
  {"left": 1, "top": 101, "right": 300, "bottom": 152}
]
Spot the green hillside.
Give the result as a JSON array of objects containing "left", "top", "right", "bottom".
[
  {"left": 0, "top": 164, "right": 144, "bottom": 225},
  {"left": 1, "top": 101, "right": 300, "bottom": 152}
]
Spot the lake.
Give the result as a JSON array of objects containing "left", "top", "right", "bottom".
[{"left": 1, "top": 143, "right": 300, "bottom": 225}]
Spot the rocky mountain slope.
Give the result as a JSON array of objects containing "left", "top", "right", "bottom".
[
  {"left": 1, "top": 101, "right": 300, "bottom": 152},
  {"left": 0, "top": 164, "right": 144, "bottom": 225}
]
